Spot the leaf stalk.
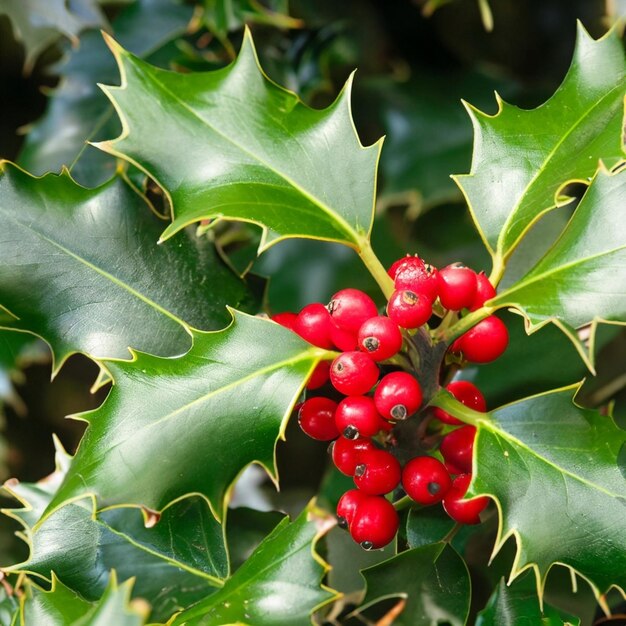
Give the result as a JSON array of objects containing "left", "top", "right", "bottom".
[{"left": 357, "top": 239, "right": 394, "bottom": 299}]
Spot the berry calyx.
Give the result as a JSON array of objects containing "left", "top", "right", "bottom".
[
  {"left": 454, "top": 316, "right": 509, "bottom": 363},
  {"left": 357, "top": 316, "right": 403, "bottom": 361},
  {"left": 440, "top": 425, "right": 476, "bottom": 474},
  {"left": 402, "top": 456, "right": 452, "bottom": 505},
  {"left": 335, "top": 396, "right": 386, "bottom": 439},
  {"left": 350, "top": 495, "right": 399, "bottom": 549},
  {"left": 433, "top": 380, "right": 486, "bottom": 425},
  {"left": 328, "top": 288, "right": 378, "bottom": 335},
  {"left": 330, "top": 351, "right": 379, "bottom": 396},
  {"left": 336, "top": 489, "right": 367, "bottom": 529},
  {"left": 331, "top": 437, "right": 376, "bottom": 475},
  {"left": 297, "top": 397, "right": 339, "bottom": 441},
  {"left": 442, "top": 473, "right": 489, "bottom": 525},
  {"left": 271, "top": 311, "right": 297, "bottom": 331},
  {"left": 469, "top": 272, "right": 496, "bottom": 311},
  {"left": 374, "top": 371, "right": 422, "bottom": 421},
  {"left": 353, "top": 449, "right": 401, "bottom": 495},
  {"left": 306, "top": 361, "right": 330, "bottom": 390},
  {"left": 437, "top": 264, "right": 478, "bottom": 311},
  {"left": 394, "top": 260, "right": 439, "bottom": 302},
  {"left": 386, "top": 289, "right": 432, "bottom": 329},
  {"left": 293, "top": 303, "right": 334, "bottom": 349}
]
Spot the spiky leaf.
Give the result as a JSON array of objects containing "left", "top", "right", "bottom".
[
  {"left": 454, "top": 25, "right": 626, "bottom": 268},
  {"left": 0, "top": 164, "right": 257, "bottom": 367}
]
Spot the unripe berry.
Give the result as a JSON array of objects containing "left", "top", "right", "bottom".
[
  {"left": 455, "top": 316, "right": 509, "bottom": 363},
  {"left": 330, "top": 351, "right": 379, "bottom": 396},
  {"left": 350, "top": 495, "right": 399, "bottom": 549},
  {"left": 437, "top": 264, "right": 478, "bottom": 311},
  {"left": 357, "top": 316, "right": 403, "bottom": 361},
  {"left": 442, "top": 473, "right": 489, "bottom": 525},
  {"left": 335, "top": 396, "right": 386, "bottom": 439},
  {"left": 336, "top": 489, "right": 368, "bottom": 529},
  {"left": 306, "top": 361, "right": 330, "bottom": 390},
  {"left": 353, "top": 449, "right": 401, "bottom": 495},
  {"left": 331, "top": 437, "right": 376, "bottom": 475},
  {"left": 374, "top": 372, "right": 422, "bottom": 421},
  {"left": 330, "top": 322, "right": 358, "bottom": 352},
  {"left": 469, "top": 272, "right": 496, "bottom": 311},
  {"left": 271, "top": 311, "right": 297, "bottom": 331},
  {"left": 298, "top": 397, "right": 339, "bottom": 441},
  {"left": 402, "top": 456, "right": 452, "bottom": 505},
  {"left": 328, "top": 288, "right": 378, "bottom": 335},
  {"left": 433, "top": 381, "right": 486, "bottom": 425},
  {"left": 387, "top": 289, "right": 432, "bottom": 329},
  {"left": 394, "top": 260, "right": 439, "bottom": 302},
  {"left": 440, "top": 425, "right": 476, "bottom": 474},
  {"left": 293, "top": 303, "right": 334, "bottom": 349}
]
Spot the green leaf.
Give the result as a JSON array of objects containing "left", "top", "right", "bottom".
[
  {"left": 0, "top": 164, "right": 258, "bottom": 367},
  {"left": 476, "top": 574, "right": 580, "bottom": 626},
  {"left": 46, "top": 312, "right": 326, "bottom": 520},
  {"left": 96, "top": 30, "right": 381, "bottom": 254},
  {"left": 357, "top": 542, "right": 470, "bottom": 626},
  {"left": 171, "top": 503, "right": 339, "bottom": 626},
  {"left": 0, "top": 0, "right": 105, "bottom": 72},
  {"left": 0, "top": 588, "right": 19, "bottom": 626},
  {"left": 453, "top": 25, "right": 626, "bottom": 270},
  {"left": 431, "top": 386, "right": 626, "bottom": 599},
  {"left": 18, "top": 0, "right": 194, "bottom": 186},
  {"left": 21, "top": 573, "right": 145, "bottom": 626},
  {"left": 491, "top": 168, "right": 626, "bottom": 369}
]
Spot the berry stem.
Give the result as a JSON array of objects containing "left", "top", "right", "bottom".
[
  {"left": 442, "top": 522, "right": 462, "bottom": 544},
  {"left": 429, "top": 389, "right": 491, "bottom": 427},
  {"left": 435, "top": 306, "right": 494, "bottom": 343},
  {"left": 488, "top": 254, "right": 505, "bottom": 287},
  {"left": 357, "top": 239, "right": 395, "bottom": 299},
  {"left": 393, "top": 495, "right": 423, "bottom": 512}
]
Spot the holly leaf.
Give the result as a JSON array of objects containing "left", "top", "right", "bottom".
[
  {"left": 431, "top": 385, "right": 626, "bottom": 600},
  {"left": 19, "top": 0, "right": 194, "bottom": 186},
  {"left": 170, "top": 503, "right": 339, "bottom": 626},
  {"left": 453, "top": 24, "right": 626, "bottom": 271},
  {"left": 491, "top": 167, "right": 626, "bottom": 370},
  {"left": 21, "top": 573, "right": 145, "bottom": 626},
  {"left": 476, "top": 574, "right": 580, "bottom": 626},
  {"left": 0, "top": 164, "right": 258, "bottom": 368},
  {"left": 45, "top": 312, "right": 326, "bottom": 520},
  {"left": 96, "top": 29, "right": 381, "bottom": 255},
  {"left": 357, "top": 542, "right": 470, "bottom": 626},
  {"left": 0, "top": 588, "right": 18, "bottom": 626}
]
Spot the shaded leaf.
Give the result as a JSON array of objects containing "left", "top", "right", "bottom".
[
  {"left": 0, "top": 588, "right": 18, "bottom": 626},
  {"left": 0, "top": 164, "right": 258, "bottom": 367},
  {"left": 171, "top": 503, "right": 339, "bottom": 626}
]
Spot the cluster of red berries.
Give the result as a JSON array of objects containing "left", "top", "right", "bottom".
[{"left": 271, "top": 255, "right": 508, "bottom": 550}]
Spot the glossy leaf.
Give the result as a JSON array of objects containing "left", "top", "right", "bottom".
[
  {"left": 357, "top": 542, "right": 470, "bottom": 626},
  {"left": 476, "top": 574, "right": 580, "bottom": 626},
  {"left": 171, "top": 503, "right": 339, "bottom": 626},
  {"left": 0, "top": 164, "right": 258, "bottom": 367},
  {"left": 46, "top": 312, "right": 326, "bottom": 519},
  {"left": 19, "top": 0, "right": 194, "bottom": 186},
  {"left": 492, "top": 168, "right": 626, "bottom": 369},
  {"left": 454, "top": 25, "right": 626, "bottom": 268},
  {"left": 432, "top": 386, "right": 626, "bottom": 599},
  {"left": 96, "top": 30, "right": 381, "bottom": 253}
]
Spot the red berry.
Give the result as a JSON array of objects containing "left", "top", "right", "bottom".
[
  {"left": 306, "top": 361, "right": 330, "bottom": 390},
  {"left": 298, "top": 397, "right": 339, "bottom": 441},
  {"left": 388, "top": 255, "right": 424, "bottom": 280},
  {"left": 336, "top": 489, "right": 367, "bottom": 529},
  {"left": 437, "top": 264, "right": 478, "bottom": 311},
  {"left": 456, "top": 316, "right": 509, "bottom": 363},
  {"left": 402, "top": 456, "right": 452, "bottom": 505},
  {"left": 387, "top": 290, "right": 432, "bottom": 329},
  {"left": 440, "top": 425, "right": 476, "bottom": 474},
  {"left": 354, "top": 449, "right": 401, "bottom": 495},
  {"left": 330, "top": 322, "right": 358, "bottom": 352},
  {"left": 394, "top": 260, "right": 439, "bottom": 302},
  {"left": 328, "top": 289, "right": 378, "bottom": 335},
  {"left": 331, "top": 437, "right": 376, "bottom": 475},
  {"left": 374, "top": 372, "right": 422, "bottom": 421},
  {"left": 357, "top": 316, "right": 403, "bottom": 361},
  {"left": 335, "top": 396, "right": 386, "bottom": 439},
  {"left": 293, "top": 303, "right": 334, "bottom": 349},
  {"left": 271, "top": 312, "right": 297, "bottom": 330},
  {"left": 469, "top": 272, "right": 497, "bottom": 311},
  {"left": 433, "top": 381, "right": 486, "bottom": 425},
  {"left": 330, "top": 351, "right": 379, "bottom": 396},
  {"left": 350, "top": 495, "right": 399, "bottom": 549},
  {"left": 442, "top": 474, "right": 489, "bottom": 525}
]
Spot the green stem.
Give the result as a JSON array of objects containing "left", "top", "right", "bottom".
[
  {"left": 435, "top": 306, "right": 493, "bottom": 343},
  {"left": 393, "top": 495, "right": 421, "bottom": 512},
  {"left": 428, "top": 389, "right": 490, "bottom": 427},
  {"left": 442, "top": 523, "right": 462, "bottom": 544},
  {"left": 488, "top": 253, "right": 505, "bottom": 287},
  {"left": 358, "top": 239, "right": 394, "bottom": 299}
]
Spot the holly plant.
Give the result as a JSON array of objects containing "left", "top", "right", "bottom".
[{"left": 0, "top": 1, "right": 625, "bottom": 625}]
